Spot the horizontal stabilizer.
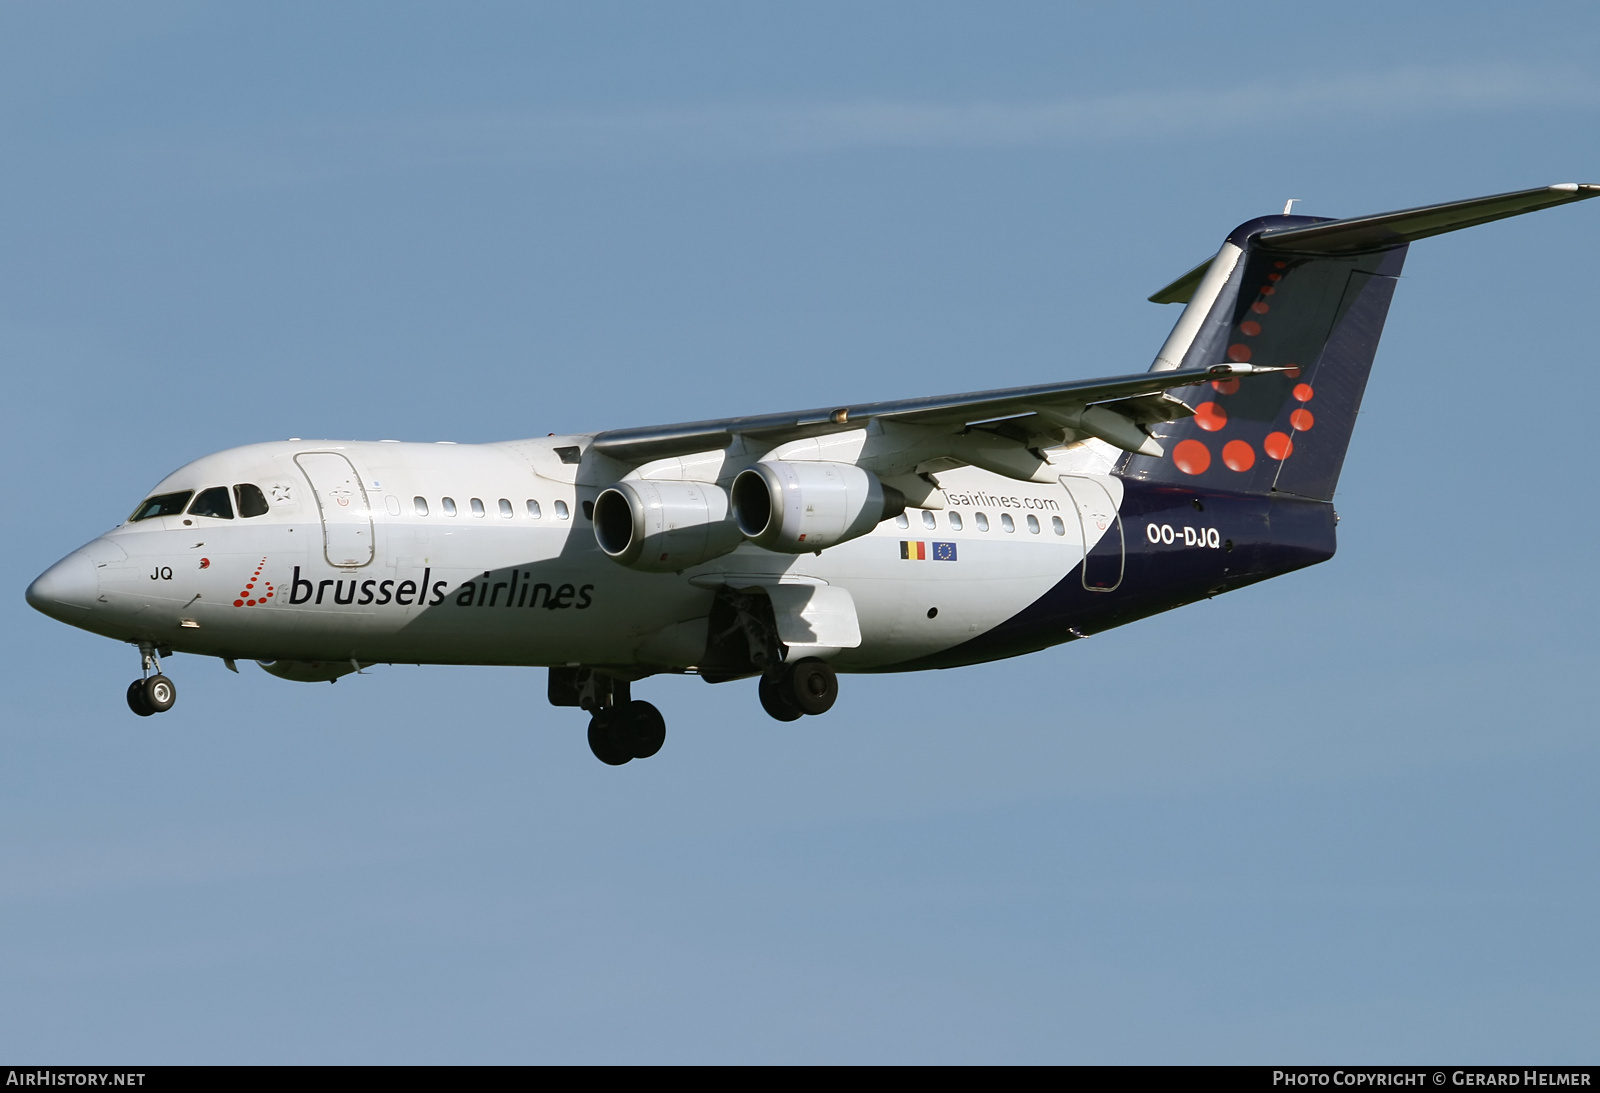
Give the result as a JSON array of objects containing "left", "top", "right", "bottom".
[
  {"left": 1148, "top": 257, "right": 1214, "bottom": 305},
  {"left": 1148, "top": 183, "right": 1600, "bottom": 301},
  {"left": 1254, "top": 183, "right": 1600, "bottom": 255}
]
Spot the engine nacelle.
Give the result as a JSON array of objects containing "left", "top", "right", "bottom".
[
  {"left": 731, "top": 461, "right": 903, "bottom": 553},
  {"left": 592, "top": 479, "right": 742, "bottom": 572}
]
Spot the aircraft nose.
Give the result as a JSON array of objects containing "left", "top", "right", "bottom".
[{"left": 26, "top": 551, "right": 99, "bottom": 623}]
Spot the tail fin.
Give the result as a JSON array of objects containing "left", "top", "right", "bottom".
[{"left": 1121, "top": 184, "right": 1599, "bottom": 500}]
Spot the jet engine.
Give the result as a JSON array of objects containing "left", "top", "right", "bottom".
[
  {"left": 730, "top": 461, "right": 905, "bottom": 553},
  {"left": 592, "top": 479, "right": 742, "bottom": 572}
]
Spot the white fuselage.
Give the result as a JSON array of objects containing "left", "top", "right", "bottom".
[{"left": 57, "top": 438, "right": 1117, "bottom": 674}]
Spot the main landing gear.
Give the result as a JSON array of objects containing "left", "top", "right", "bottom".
[
  {"left": 126, "top": 641, "right": 177, "bottom": 717},
  {"left": 758, "top": 657, "right": 838, "bottom": 723},
  {"left": 587, "top": 700, "right": 667, "bottom": 767},
  {"left": 548, "top": 655, "right": 841, "bottom": 766},
  {"left": 549, "top": 667, "right": 669, "bottom": 767}
]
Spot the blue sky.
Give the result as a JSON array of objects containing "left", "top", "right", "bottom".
[{"left": 3, "top": 1, "right": 1598, "bottom": 1062}]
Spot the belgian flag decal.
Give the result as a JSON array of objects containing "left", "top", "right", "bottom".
[{"left": 900, "top": 541, "right": 957, "bottom": 561}]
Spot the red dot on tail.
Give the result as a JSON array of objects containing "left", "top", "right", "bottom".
[
  {"left": 1251, "top": 302, "right": 1269, "bottom": 314},
  {"left": 1239, "top": 321, "right": 1261, "bottom": 336},
  {"left": 246, "top": 600, "right": 256, "bottom": 607},
  {"left": 1260, "top": 286, "right": 1276, "bottom": 295},
  {"left": 1222, "top": 439, "right": 1256, "bottom": 472},
  {"left": 1210, "top": 378, "right": 1241, "bottom": 395},
  {"left": 1227, "top": 344, "right": 1252, "bottom": 362},
  {"left": 1285, "top": 365, "right": 1301, "bottom": 378},
  {"left": 1172, "top": 439, "right": 1211, "bottom": 475},
  {"left": 1264, "top": 432, "right": 1294, "bottom": 460},
  {"left": 1194, "top": 402, "right": 1227, "bottom": 431},
  {"left": 1293, "top": 383, "right": 1314, "bottom": 402},
  {"left": 1274, "top": 260, "right": 1287, "bottom": 268},
  {"left": 1290, "top": 408, "right": 1315, "bottom": 431},
  {"left": 1268, "top": 272, "right": 1282, "bottom": 281},
  {"left": 233, "top": 599, "right": 244, "bottom": 607}
]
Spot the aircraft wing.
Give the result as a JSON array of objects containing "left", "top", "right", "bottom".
[{"left": 589, "top": 362, "right": 1273, "bottom": 465}]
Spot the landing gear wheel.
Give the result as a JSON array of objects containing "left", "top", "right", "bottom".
[
  {"left": 759, "top": 674, "right": 803, "bottom": 722},
  {"left": 785, "top": 658, "right": 838, "bottom": 716},
  {"left": 587, "top": 711, "right": 632, "bottom": 766},
  {"left": 623, "top": 700, "right": 666, "bottom": 759},
  {"left": 586, "top": 700, "right": 669, "bottom": 765},
  {"left": 143, "top": 674, "right": 177, "bottom": 713},
  {"left": 126, "top": 679, "right": 155, "bottom": 717}
]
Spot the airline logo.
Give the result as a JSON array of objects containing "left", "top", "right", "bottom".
[
  {"left": 900, "top": 541, "right": 957, "bottom": 561},
  {"left": 232, "top": 558, "right": 276, "bottom": 608}
]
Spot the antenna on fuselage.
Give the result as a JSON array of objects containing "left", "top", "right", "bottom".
[{"left": 1283, "top": 199, "right": 1299, "bottom": 215}]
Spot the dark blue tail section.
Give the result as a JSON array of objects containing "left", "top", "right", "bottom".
[
  {"left": 1124, "top": 184, "right": 1600, "bottom": 501},
  {"left": 1122, "top": 216, "right": 1407, "bottom": 501}
]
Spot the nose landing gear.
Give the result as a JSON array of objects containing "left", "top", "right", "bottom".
[{"left": 126, "top": 642, "right": 177, "bottom": 717}]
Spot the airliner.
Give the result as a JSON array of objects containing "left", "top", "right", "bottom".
[{"left": 26, "top": 183, "right": 1597, "bottom": 764}]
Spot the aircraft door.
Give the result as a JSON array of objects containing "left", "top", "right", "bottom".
[
  {"left": 295, "top": 452, "right": 375, "bottom": 567},
  {"left": 1059, "top": 476, "right": 1124, "bottom": 592}
]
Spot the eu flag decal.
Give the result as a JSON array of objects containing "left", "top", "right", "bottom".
[{"left": 900, "top": 541, "right": 957, "bottom": 561}]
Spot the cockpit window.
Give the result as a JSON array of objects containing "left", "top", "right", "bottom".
[
  {"left": 234, "top": 483, "right": 269, "bottom": 518},
  {"left": 130, "top": 491, "right": 193, "bottom": 522},
  {"left": 189, "top": 486, "right": 235, "bottom": 519}
]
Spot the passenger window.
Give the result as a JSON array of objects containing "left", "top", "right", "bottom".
[
  {"left": 385, "top": 495, "right": 402, "bottom": 516},
  {"left": 415, "top": 496, "right": 430, "bottom": 516},
  {"left": 975, "top": 512, "right": 989, "bottom": 532},
  {"left": 498, "top": 498, "right": 513, "bottom": 518},
  {"left": 130, "top": 491, "right": 193, "bottom": 522},
  {"left": 188, "top": 486, "right": 234, "bottom": 520},
  {"left": 1052, "top": 515, "right": 1065, "bottom": 536},
  {"left": 921, "top": 510, "right": 937, "bottom": 530},
  {"left": 1001, "top": 513, "right": 1015, "bottom": 533},
  {"left": 470, "top": 498, "right": 485, "bottom": 517},
  {"left": 526, "top": 499, "right": 541, "bottom": 518},
  {"left": 895, "top": 513, "right": 909, "bottom": 529},
  {"left": 442, "top": 497, "right": 457, "bottom": 516},
  {"left": 948, "top": 512, "right": 963, "bottom": 531},
  {"left": 555, "top": 500, "right": 570, "bottom": 520},
  {"left": 1027, "top": 514, "right": 1040, "bottom": 534},
  {"left": 234, "top": 484, "right": 269, "bottom": 518}
]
